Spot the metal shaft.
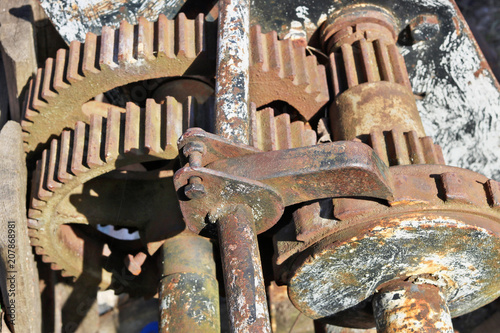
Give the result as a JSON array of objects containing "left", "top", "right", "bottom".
[
  {"left": 372, "top": 281, "right": 454, "bottom": 333},
  {"left": 159, "top": 234, "right": 220, "bottom": 333},
  {"left": 217, "top": 205, "right": 271, "bottom": 332},
  {"left": 214, "top": 0, "right": 251, "bottom": 144},
  {"left": 214, "top": 0, "right": 271, "bottom": 331}
]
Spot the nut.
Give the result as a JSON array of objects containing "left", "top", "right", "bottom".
[{"left": 410, "top": 14, "right": 440, "bottom": 43}]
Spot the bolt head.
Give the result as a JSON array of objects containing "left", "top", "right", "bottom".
[
  {"left": 185, "top": 183, "right": 207, "bottom": 199},
  {"left": 410, "top": 14, "right": 440, "bottom": 42}
]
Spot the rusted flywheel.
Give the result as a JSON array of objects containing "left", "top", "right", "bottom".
[
  {"left": 22, "top": 14, "right": 328, "bottom": 161},
  {"left": 28, "top": 95, "right": 316, "bottom": 291}
]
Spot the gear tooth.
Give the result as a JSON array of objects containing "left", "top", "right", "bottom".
[
  {"left": 31, "top": 68, "right": 46, "bottom": 110},
  {"left": 104, "top": 108, "right": 122, "bottom": 161},
  {"left": 388, "top": 43, "right": 411, "bottom": 90},
  {"left": 329, "top": 53, "right": 341, "bottom": 96},
  {"left": 124, "top": 102, "right": 141, "bottom": 154},
  {"left": 100, "top": 26, "right": 118, "bottom": 69},
  {"left": 257, "top": 108, "right": 277, "bottom": 151},
  {"left": 275, "top": 113, "right": 292, "bottom": 150},
  {"left": 47, "top": 139, "right": 62, "bottom": 190},
  {"left": 118, "top": 20, "right": 134, "bottom": 63},
  {"left": 486, "top": 179, "right": 500, "bottom": 210},
  {"left": 23, "top": 79, "right": 36, "bottom": 120},
  {"left": 342, "top": 43, "right": 359, "bottom": 89},
  {"left": 303, "top": 129, "right": 317, "bottom": 146},
  {"left": 51, "top": 263, "right": 62, "bottom": 271},
  {"left": 175, "top": 13, "right": 196, "bottom": 58},
  {"left": 250, "top": 25, "right": 265, "bottom": 68},
  {"left": 37, "top": 150, "right": 53, "bottom": 200},
  {"left": 35, "top": 247, "right": 45, "bottom": 255},
  {"left": 406, "top": 130, "right": 425, "bottom": 164},
  {"left": 28, "top": 235, "right": 40, "bottom": 246},
  {"left": 194, "top": 14, "right": 205, "bottom": 56},
  {"left": 292, "top": 41, "right": 308, "bottom": 86},
  {"left": 144, "top": 99, "right": 162, "bottom": 153},
  {"left": 157, "top": 14, "right": 175, "bottom": 58},
  {"left": 290, "top": 121, "right": 305, "bottom": 148},
  {"left": 279, "top": 38, "right": 295, "bottom": 80},
  {"left": 265, "top": 31, "right": 280, "bottom": 72},
  {"left": 305, "top": 55, "right": 320, "bottom": 93},
  {"left": 70, "top": 122, "right": 89, "bottom": 175},
  {"left": 28, "top": 208, "right": 42, "bottom": 219},
  {"left": 24, "top": 109, "right": 39, "bottom": 122},
  {"left": 317, "top": 65, "right": 329, "bottom": 102},
  {"left": 88, "top": 114, "right": 105, "bottom": 167},
  {"left": 58, "top": 130, "right": 74, "bottom": 182},
  {"left": 53, "top": 48, "right": 69, "bottom": 91},
  {"left": 41, "top": 255, "right": 51, "bottom": 263},
  {"left": 359, "top": 38, "right": 379, "bottom": 83},
  {"left": 374, "top": 40, "right": 395, "bottom": 83},
  {"left": 60, "top": 270, "right": 73, "bottom": 278},
  {"left": 386, "top": 128, "right": 410, "bottom": 166},
  {"left": 421, "top": 136, "right": 438, "bottom": 164},
  {"left": 83, "top": 32, "right": 99, "bottom": 74},
  {"left": 435, "top": 144, "right": 445, "bottom": 165},
  {"left": 369, "top": 128, "right": 389, "bottom": 166},
  {"left": 41, "top": 58, "right": 57, "bottom": 100},
  {"left": 67, "top": 41, "right": 83, "bottom": 83},
  {"left": 249, "top": 102, "right": 258, "bottom": 148},
  {"left": 440, "top": 172, "right": 473, "bottom": 204},
  {"left": 27, "top": 219, "right": 40, "bottom": 228},
  {"left": 165, "top": 97, "right": 183, "bottom": 152},
  {"left": 138, "top": 17, "right": 154, "bottom": 60}
]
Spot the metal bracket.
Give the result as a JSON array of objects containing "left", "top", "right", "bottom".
[{"left": 174, "top": 128, "right": 394, "bottom": 234}]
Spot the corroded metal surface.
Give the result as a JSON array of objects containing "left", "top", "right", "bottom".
[
  {"left": 22, "top": 14, "right": 216, "bottom": 160},
  {"left": 218, "top": 205, "right": 272, "bottom": 332},
  {"left": 321, "top": 6, "right": 426, "bottom": 142},
  {"left": 175, "top": 128, "right": 393, "bottom": 234},
  {"left": 22, "top": 13, "right": 328, "bottom": 162},
  {"left": 160, "top": 234, "right": 219, "bottom": 332},
  {"left": 215, "top": 0, "right": 251, "bottom": 144},
  {"left": 279, "top": 164, "right": 500, "bottom": 327},
  {"left": 373, "top": 281, "right": 454, "bottom": 332},
  {"left": 39, "top": 0, "right": 191, "bottom": 43}
]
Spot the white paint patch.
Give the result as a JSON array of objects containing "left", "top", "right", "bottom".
[{"left": 408, "top": 22, "right": 500, "bottom": 180}]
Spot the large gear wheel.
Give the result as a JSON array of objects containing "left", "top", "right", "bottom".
[
  {"left": 22, "top": 16, "right": 329, "bottom": 160},
  {"left": 28, "top": 96, "right": 317, "bottom": 291}
]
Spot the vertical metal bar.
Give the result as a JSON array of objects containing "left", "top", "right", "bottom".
[
  {"left": 159, "top": 234, "right": 220, "bottom": 333},
  {"left": 214, "top": 1, "right": 271, "bottom": 331},
  {"left": 217, "top": 205, "right": 271, "bottom": 332},
  {"left": 215, "top": 0, "right": 251, "bottom": 144},
  {"left": 373, "top": 281, "right": 454, "bottom": 333}
]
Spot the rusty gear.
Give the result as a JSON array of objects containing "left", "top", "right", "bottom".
[
  {"left": 28, "top": 97, "right": 316, "bottom": 290},
  {"left": 279, "top": 164, "right": 500, "bottom": 328},
  {"left": 22, "top": 16, "right": 328, "bottom": 160},
  {"left": 22, "top": 13, "right": 216, "bottom": 159}
]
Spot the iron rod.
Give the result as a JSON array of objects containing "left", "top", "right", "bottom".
[
  {"left": 373, "top": 281, "right": 454, "bottom": 333},
  {"left": 159, "top": 234, "right": 220, "bottom": 332},
  {"left": 214, "top": 0, "right": 251, "bottom": 144},
  {"left": 217, "top": 205, "right": 272, "bottom": 332}
]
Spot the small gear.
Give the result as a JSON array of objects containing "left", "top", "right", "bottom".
[{"left": 28, "top": 97, "right": 316, "bottom": 290}]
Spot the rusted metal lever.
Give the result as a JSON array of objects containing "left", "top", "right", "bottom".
[{"left": 175, "top": 128, "right": 394, "bottom": 234}]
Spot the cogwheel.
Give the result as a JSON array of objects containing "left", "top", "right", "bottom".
[
  {"left": 361, "top": 127, "right": 445, "bottom": 166},
  {"left": 249, "top": 25, "right": 329, "bottom": 120},
  {"left": 22, "top": 16, "right": 328, "bottom": 160},
  {"left": 22, "top": 13, "right": 216, "bottom": 159},
  {"left": 28, "top": 96, "right": 316, "bottom": 291}
]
